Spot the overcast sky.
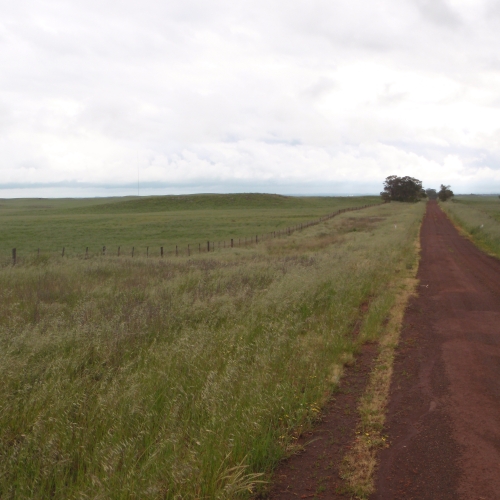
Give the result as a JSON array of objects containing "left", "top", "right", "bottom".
[{"left": 1, "top": 0, "right": 500, "bottom": 197}]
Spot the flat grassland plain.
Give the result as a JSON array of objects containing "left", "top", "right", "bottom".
[
  {"left": 440, "top": 195, "right": 500, "bottom": 258},
  {"left": 0, "top": 194, "right": 424, "bottom": 499},
  {"left": 1, "top": 194, "right": 377, "bottom": 259}
]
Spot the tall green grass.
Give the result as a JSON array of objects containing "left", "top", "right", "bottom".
[
  {"left": 440, "top": 196, "right": 500, "bottom": 257},
  {"left": 0, "top": 202, "right": 424, "bottom": 499}
]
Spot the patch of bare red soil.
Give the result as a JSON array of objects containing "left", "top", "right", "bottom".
[
  {"left": 265, "top": 343, "right": 376, "bottom": 499},
  {"left": 372, "top": 201, "right": 500, "bottom": 500}
]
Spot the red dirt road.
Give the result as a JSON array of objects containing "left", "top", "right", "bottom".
[{"left": 373, "top": 201, "right": 500, "bottom": 499}]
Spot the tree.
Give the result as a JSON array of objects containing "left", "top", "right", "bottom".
[
  {"left": 438, "top": 184, "right": 454, "bottom": 202},
  {"left": 425, "top": 188, "right": 438, "bottom": 200},
  {"left": 380, "top": 175, "right": 426, "bottom": 202}
]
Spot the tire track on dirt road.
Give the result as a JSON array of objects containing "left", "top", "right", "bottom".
[{"left": 373, "top": 200, "right": 500, "bottom": 499}]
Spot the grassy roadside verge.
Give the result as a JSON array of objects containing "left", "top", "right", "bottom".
[
  {"left": 0, "top": 202, "right": 423, "bottom": 499},
  {"left": 439, "top": 197, "right": 500, "bottom": 258},
  {"left": 339, "top": 204, "right": 424, "bottom": 498}
]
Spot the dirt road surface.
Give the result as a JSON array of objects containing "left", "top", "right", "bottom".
[
  {"left": 373, "top": 200, "right": 500, "bottom": 499},
  {"left": 267, "top": 344, "right": 376, "bottom": 499}
]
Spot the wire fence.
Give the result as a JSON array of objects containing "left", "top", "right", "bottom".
[{"left": 8, "top": 204, "right": 378, "bottom": 265}]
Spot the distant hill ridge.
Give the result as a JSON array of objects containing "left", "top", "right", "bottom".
[{"left": 65, "top": 193, "right": 344, "bottom": 214}]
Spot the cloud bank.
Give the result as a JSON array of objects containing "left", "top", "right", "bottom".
[{"left": 1, "top": 0, "right": 500, "bottom": 196}]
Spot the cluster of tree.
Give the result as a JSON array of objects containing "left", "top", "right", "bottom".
[
  {"left": 438, "top": 184, "right": 454, "bottom": 201},
  {"left": 380, "top": 175, "right": 426, "bottom": 202},
  {"left": 381, "top": 176, "right": 454, "bottom": 202},
  {"left": 425, "top": 188, "right": 438, "bottom": 199}
]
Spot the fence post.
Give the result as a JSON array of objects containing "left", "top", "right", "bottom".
[
  {"left": 231, "top": 238, "right": 233, "bottom": 248},
  {"left": 176, "top": 245, "right": 178, "bottom": 257},
  {"left": 12, "top": 248, "right": 16, "bottom": 266},
  {"left": 147, "top": 246, "right": 149, "bottom": 257},
  {"left": 62, "top": 247, "right": 65, "bottom": 257},
  {"left": 256, "top": 235, "right": 258, "bottom": 243},
  {"left": 132, "top": 247, "right": 134, "bottom": 257},
  {"left": 37, "top": 248, "right": 40, "bottom": 257},
  {"left": 118, "top": 246, "right": 120, "bottom": 256},
  {"left": 103, "top": 246, "right": 106, "bottom": 256},
  {"left": 207, "top": 241, "right": 210, "bottom": 252},
  {"left": 161, "top": 246, "right": 163, "bottom": 257},
  {"left": 188, "top": 244, "right": 190, "bottom": 256},
  {"left": 85, "top": 247, "right": 88, "bottom": 259},
  {"left": 199, "top": 243, "right": 201, "bottom": 253}
]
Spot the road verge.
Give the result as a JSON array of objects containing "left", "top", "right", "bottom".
[{"left": 339, "top": 226, "right": 422, "bottom": 498}]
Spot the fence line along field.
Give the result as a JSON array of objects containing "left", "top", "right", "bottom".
[
  {"left": 440, "top": 195, "right": 500, "bottom": 258},
  {"left": 0, "top": 193, "right": 380, "bottom": 259},
  {"left": 0, "top": 195, "right": 425, "bottom": 499}
]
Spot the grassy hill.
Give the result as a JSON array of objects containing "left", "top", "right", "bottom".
[{"left": 0, "top": 193, "right": 380, "bottom": 259}]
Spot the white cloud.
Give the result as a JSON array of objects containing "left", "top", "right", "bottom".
[{"left": 1, "top": 0, "right": 500, "bottom": 196}]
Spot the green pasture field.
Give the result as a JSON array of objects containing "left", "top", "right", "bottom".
[
  {"left": 0, "top": 197, "right": 425, "bottom": 499},
  {"left": 0, "top": 194, "right": 380, "bottom": 259},
  {"left": 440, "top": 195, "right": 500, "bottom": 258}
]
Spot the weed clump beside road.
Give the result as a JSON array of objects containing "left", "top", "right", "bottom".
[
  {"left": 0, "top": 201, "right": 424, "bottom": 499},
  {"left": 440, "top": 196, "right": 500, "bottom": 258}
]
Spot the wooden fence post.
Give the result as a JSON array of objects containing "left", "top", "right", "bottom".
[
  {"left": 207, "top": 241, "right": 210, "bottom": 252},
  {"left": 188, "top": 244, "right": 190, "bottom": 256},
  {"left": 118, "top": 246, "right": 120, "bottom": 256},
  {"left": 199, "top": 243, "right": 201, "bottom": 253},
  {"left": 161, "top": 246, "right": 163, "bottom": 257},
  {"left": 132, "top": 247, "right": 134, "bottom": 257},
  {"left": 12, "top": 248, "right": 16, "bottom": 266},
  {"left": 62, "top": 247, "right": 65, "bottom": 257},
  {"left": 231, "top": 238, "right": 233, "bottom": 248},
  {"left": 85, "top": 247, "right": 88, "bottom": 259},
  {"left": 37, "top": 248, "right": 40, "bottom": 257},
  {"left": 146, "top": 246, "right": 149, "bottom": 257},
  {"left": 103, "top": 246, "right": 106, "bottom": 256},
  {"left": 176, "top": 245, "right": 178, "bottom": 257}
]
